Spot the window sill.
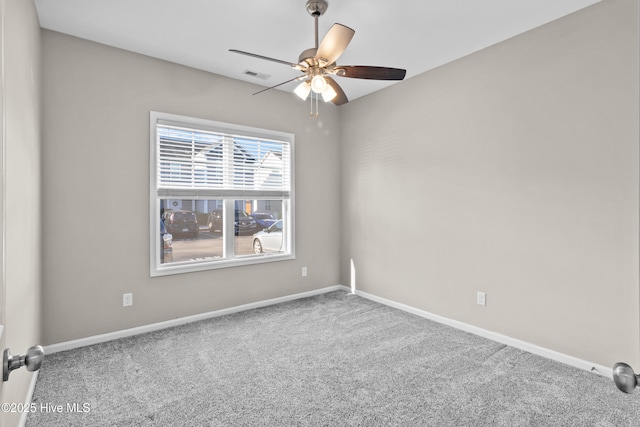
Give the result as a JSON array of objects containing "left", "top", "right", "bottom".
[{"left": 151, "top": 252, "right": 295, "bottom": 277}]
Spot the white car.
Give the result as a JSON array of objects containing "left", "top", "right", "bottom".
[{"left": 252, "top": 220, "right": 283, "bottom": 254}]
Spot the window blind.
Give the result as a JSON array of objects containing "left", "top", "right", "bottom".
[{"left": 156, "top": 123, "right": 291, "bottom": 199}]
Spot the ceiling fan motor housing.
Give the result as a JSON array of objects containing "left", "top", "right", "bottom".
[
  {"left": 306, "top": 0, "right": 328, "bottom": 17},
  {"left": 299, "top": 48, "right": 319, "bottom": 66}
]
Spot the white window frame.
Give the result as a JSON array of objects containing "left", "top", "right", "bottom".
[{"left": 150, "top": 111, "right": 295, "bottom": 276}]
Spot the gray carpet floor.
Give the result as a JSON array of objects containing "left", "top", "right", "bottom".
[{"left": 27, "top": 291, "right": 640, "bottom": 426}]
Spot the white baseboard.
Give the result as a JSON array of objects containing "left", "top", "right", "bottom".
[
  {"left": 44, "top": 284, "right": 613, "bottom": 380},
  {"left": 349, "top": 286, "right": 613, "bottom": 379},
  {"left": 44, "top": 285, "right": 345, "bottom": 354}
]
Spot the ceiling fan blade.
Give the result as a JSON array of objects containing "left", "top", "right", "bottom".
[
  {"left": 229, "top": 49, "right": 301, "bottom": 68},
  {"left": 335, "top": 66, "right": 406, "bottom": 80},
  {"left": 316, "top": 23, "right": 355, "bottom": 66},
  {"left": 252, "top": 76, "right": 304, "bottom": 96},
  {"left": 325, "top": 76, "right": 348, "bottom": 106}
]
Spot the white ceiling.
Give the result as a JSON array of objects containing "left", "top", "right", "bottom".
[{"left": 34, "top": 0, "right": 601, "bottom": 103}]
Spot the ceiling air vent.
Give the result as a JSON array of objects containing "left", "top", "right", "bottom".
[{"left": 242, "top": 70, "right": 270, "bottom": 80}]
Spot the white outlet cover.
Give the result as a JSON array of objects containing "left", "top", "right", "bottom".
[{"left": 477, "top": 292, "right": 486, "bottom": 306}]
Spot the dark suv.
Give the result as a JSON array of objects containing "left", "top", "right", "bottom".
[
  {"left": 208, "top": 209, "right": 257, "bottom": 235},
  {"left": 163, "top": 210, "right": 199, "bottom": 238}
]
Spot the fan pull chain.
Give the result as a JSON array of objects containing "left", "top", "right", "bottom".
[{"left": 309, "top": 91, "right": 320, "bottom": 119}]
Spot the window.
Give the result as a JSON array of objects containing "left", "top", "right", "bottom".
[{"left": 150, "top": 112, "right": 294, "bottom": 276}]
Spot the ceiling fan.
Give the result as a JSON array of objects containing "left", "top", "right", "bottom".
[{"left": 230, "top": 0, "right": 406, "bottom": 109}]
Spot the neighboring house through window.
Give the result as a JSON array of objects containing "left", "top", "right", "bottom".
[{"left": 150, "top": 111, "right": 294, "bottom": 276}]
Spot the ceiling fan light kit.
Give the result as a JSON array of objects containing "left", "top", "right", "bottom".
[
  {"left": 321, "top": 84, "right": 337, "bottom": 102},
  {"left": 294, "top": 81, "right": 312, "bottom": 101},
  {"left": 311, "top": 74, "right": 327, "bottom": 93},
  {"left": 230, "top": 0, "right": 406, "bottom": 117}
]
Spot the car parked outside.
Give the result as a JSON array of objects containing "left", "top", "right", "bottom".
[
  {"left": 164, "top": 210, "right": 199, "bottom": 238},
  {"left": 208, "top": 209, "right": 257, "bottom": 235},
  {"left": 251, "top": 212, "right": 277, "bottom": 230},
  {"left": 252, "top": 220, "right": 283, "bottom": 254}
]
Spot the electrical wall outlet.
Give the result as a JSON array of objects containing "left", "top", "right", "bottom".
[
  {"left": 302, "top": 267, "right": 308, "bottom": 277},
  {"left": 477, "top": 291, "right": 486, "bottom": 306},
  {"left": 123, "top": 293, "right": 133, "bottom": 307}
]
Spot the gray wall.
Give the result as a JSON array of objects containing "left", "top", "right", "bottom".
[
  {"left": 41, "top": 31, "right": 342, "bottom": 344},
  {"left": 340, "top": 0, "right": 640, "bottom": 368},
  {"left": 0, "top": 0, "right": 42, "bottom": 424}
]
